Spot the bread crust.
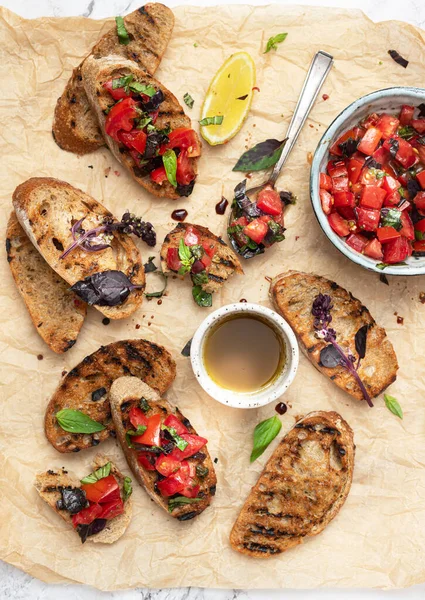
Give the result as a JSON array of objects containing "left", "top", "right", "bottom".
[
  {"left": 230, "top": 411, "right": 355, "bottom": 557},
  {"left": 270, "top": 270, "right": 399, "bottom": 401},
  {"left": 109, "top": 377, "right": 216, "bottom": 520},
  {"left": 12, "top": 177, "right": 144, "bottom": 320},
  {"left": 6, "top": 212, "right": 87, "bottom": 353},
  {"left": 45, "top": 339, "right": 176, "bottom": 453},
  {"left": 81, "top": 55, "right": 199, "bottom": 199},
  {"left": 52, "top": 4, "right": 175, "bottom": 155}
]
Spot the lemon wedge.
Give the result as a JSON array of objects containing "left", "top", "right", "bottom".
[{"left": 200, "top": 52, "right": 256, "bottom": 146}]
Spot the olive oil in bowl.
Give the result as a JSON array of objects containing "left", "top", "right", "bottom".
[{"left": 203, "top": 314, "right": 285, "bottom": 393}]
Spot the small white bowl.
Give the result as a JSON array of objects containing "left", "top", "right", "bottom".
[{"left": 190, "top": 303, "right": 299, "bottom": 409}]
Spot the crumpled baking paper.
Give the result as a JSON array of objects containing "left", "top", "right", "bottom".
[{"left": 1, "top": 3, "right": 425, "bottom": 591}]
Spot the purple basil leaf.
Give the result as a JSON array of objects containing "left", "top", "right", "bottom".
[
  {"left": 233, "top": 139, "right": 285, "bottom": 172},
  {"left": 71, "top": 270, "right": 141, "bottom": 307},
  {"left": 320, "top": 344, "right": 343, "bottom": 368},
  {"left": 76, "top": 518, "right": 107, "bottom": 544},
  {"left": 388, "top": 49, "right": 409, "bottom": 68},
  {"left": 355, "top": 325, "right": 368, "bottom": 360}
]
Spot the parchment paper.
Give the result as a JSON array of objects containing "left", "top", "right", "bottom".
[{"left": 1, "top": 3, "right": 425, "bottom": 591}]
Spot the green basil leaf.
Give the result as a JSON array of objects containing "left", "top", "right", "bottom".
[
  {"left": 250, "top": 416, "right": 282, "bottom": 463},
  {"left": 80, "top": 462, "right": 111, "bottom": 484},
  {"left": 183, "top": 93, "right": 194, "bottom": 109},
  {"left": 137, "top": 115, "right": 152, "bottom": 130},
  {"left": 115, "top": 16, "right": 130, "bottom": 45},
  {"left": 199, "top": 115, "right": 224, "bottom": 126},
  {"left": 162, "top": 149, "right": 177, "bottom": 187},
  {"left": 140, "top": 397, "right": 151, "bottom": 413},
  {"left": 398, "top": 126, "right": 415, "bottom": 139},
  {"left": 123, "top": 476, "right": 133, "bottom": 501},
  {"left": 381, "top": 208, "right": 402, "bottom": 230},
  {"left": 161, "top": 424, "right": 188, "bottom": 451},
  {"left": 168, "top": 496, "right": 202, "bottom": 513},
  {"left": 191, "top": 271, "right": 209, "bottom": 286},
  {"left": 189, "top": 244, "right": 204, "bottom": 260},
  {"left": 233, "top": 138, "right": 286, "bottom": 172},
  {"left": 56, "top": 409, "right": 106, "bottom": 434},
  {"left": 264, "top": 32, "right": 288, "bottom": 53},
  {"left": 415, "top": 230, "right": 424, "bottom": 241},
  {"left": 196, "top": 465, "right": 209, "bottom": 478},
  {"left": 125, "top": 424, "right": 147, "bottom": 448},
  {"left": 112, "top": 75, "right": 133, "bottom": 90},
  {"left": 178, "top": 239, "right": 193, "bottom": 264},
  {"left": 192, "top": 285, "right": 212, "bottom": 307},
  {"left": 130, "top": 82, "right": 156, "bottom": 96},
  {"left": 384, "top": 394, "right": 403, "bottom": 419},
  {"left": 145, "top": 272, "right": 168, "bottom": 298}
]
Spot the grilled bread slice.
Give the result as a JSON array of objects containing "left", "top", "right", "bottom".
[
  {"left": 160, "top": 223, "right": 243, "bottom": 294},
  {"left": 81, "top": 55, "right": 199, "bottom": 199},
  {"left": 6, "top": 212, "right": 87, "bottom": 353},
  {"left": 35, "top": 454, "right": 132, "bottom": 544},
  {"left": 230, "top": 411, "right": 355, "bottom": 557},
  {"left": 12, "top": 177, "right": 145, "bottom": 320},
  {"left": 52, "top": 4, "right": 175, "bottom": 154},
  {"left": 45, "top": 339, "right": 176, "bottom": 453},
  {"left": 110, "top": 376, "right": 216, "bottom": 520},
  {"left": 270, "top": 271, "right": 398, "bottom": 401}
]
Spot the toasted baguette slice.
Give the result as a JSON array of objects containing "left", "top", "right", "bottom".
[
  {"left": 6, "top": 212, "right": 87, "bottom": 353},
  {"left": 270, "top": 271, "right": 398, "bottom": 401},
  {"left": 230, "top": 411, "right": 355, "bottom": 557},
  {"left": 160, "top": 223, "right": 243, "bottom": 293},
  {"left": 45, "top": 339, "right": 176, "bottom": 453},
  {"left": 12, "top": 177, "right": 144, "bottom": 320},
  {"left": 52, "top": 4, "right": 175, "bottom": 154},
  {"left": 35, "top": 454, "right": 132, "bottom": 544},
  {"left": 110, "top": 377, "right": 216, "bottom": 520},
  {"left": 81, "top": 55, "right": 199, "bottom": 199}
]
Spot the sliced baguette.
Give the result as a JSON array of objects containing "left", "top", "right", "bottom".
[
  {"left": 81, "top": 55, "right": 199, "bottom": 199},
  {"left": 230, "top": 411, "right": 355, "bottom": 557},
  {"left": 270, "top": 270, "right": 398, "bottom": 401},
  {"left": 45, "top": 339, "right": 176, "bottom": 453},
  {"left": 160, "top": 223, "right": 243, "bottom": 293},
  {"left": 12, "top": 177, "right": 144, "bottom": 320},
  {"left": 6, "top": 212, "right": 87, "bottom": 353},
  {"left": 109, "top": 376, "right": 216, "bottom": 520},
  {"left": 52, "top": 4, "right": 175, "bottom": 154},
  {"left": 34, "top": 454, "right": 132, "bottom": 544}
]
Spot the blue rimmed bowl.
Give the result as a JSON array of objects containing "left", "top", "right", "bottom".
[{"left": 310, "top": 87, "right": 425, "bottom": 276}]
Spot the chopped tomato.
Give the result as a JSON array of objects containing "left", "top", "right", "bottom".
[
  {"left": 176, "top": 150, "right": 195, "bottom": 186},
  {"left": 243, "top": 219, "right": 269, "bottom": 244},
  {"left": 347, "top": 156, "right": 364, "bottom": 184},
  {"left": 376, "top": 114, "right": 400, "bottom": 139},
  {"left": 166, "top": 247, "right": 182, "bottom": 271},
  {"left": 383, "top": 236, "right": 412, "bottom": 263},
  {"left": 256, "top": 186, "right": 282, "bottom": 216},
  {"left": 333, "top": 191, "right": 355, "bottom": 208},
  {"left": 360, "top": 168, "right": 384, "bottom": 187},
  {"left": 364, "top": 238, "right": 383, "bottom": 260},
  {"left": 155, "top": 454, "right": 182, "bottom": 477},
  {"left": 359, "top": 186, "right": 386, "bottom": 210},
  {"left": 200, "top": 253, "right": 212, "bottom": 269},
  {"left": 71, "top": 503, "right": 103, "bottom": 528},
  {"left": 169, "top": 434, "right": 207, "bottom": 461},
  {"left": 160, "top": 128, "right": 201, "bottom": 158},
  {"left": 412, "top": 119, "right": 425, "bottom": 134},
  {"left": 320, "top": 173, "right": 332, "bottom": 190},
  {"left": 328, "top": 212, "right": 350, "bottom": 236},
  {"left": 346, "top": 233, "right": 368, "bottom": 253},
  {"left": 118, "top": 129, "right": 147, "bottom": 155},
  {"left": 414, "top": 219, "right": 425, "bottom": 235},
  {"left": 81, "top": 475, "right": 121, "bottom": 505},
  {"left": 230, "top": 216, "right": 248, "bottom": 227},
  {"left": 98, "top": 500, "right": 125, "bottom": 521},
  {"left": 376, "top": 226, "right": 401, "bottom": 243},
  {"left": 383, "top": 190, "right": 401, "bottom": 206},
  {"left": 399, "top": 211, "right": 415, "bottom": 240},
  {"left": 337, "top": 206, "right": 356, "bottom": 222},
  {"left": 150, "top": 166, "right": 168, "bottom": 185},
  {"left": 129, "top": 407, "right": 149, "bottom": 430},
  {"left": 163, "top": 414, "right": 189, "bottom": 435},
  {"left": 131, "top": 413, "right": 162, "bottom": 446},
  {"left": 416, "top": 170, "right": 425, "bottom": 189},
  {"left": 137, "top": 451, "right": 156, "bottom": 471},
  {"left": 357, "top": 127, "right": 382, "bottom": 155},
  {"left": 383, "top": 136, "right": 417, "bottom": 169},
  {"left": 413, "top": 240, "right": 425, "bottom": 252},
  {"left": 399, "top": 105, "right": 414, "bottom": 126},
  {"left": 103, "top": 79, "right": 133, "bottom": 101},
  {"left": 184, "top": 225, "right": 201, "bottom": 246},
  {"left": 414, "top": 191, "right": 425, "bottom": 213},
  {"left": 156, "top": 473, "right": 186, "bottom": 497},
  {"left": 202, "top": 241, "right": 217, "bottom": 258},
  {"left": 327, "top": 160, "right": 348, "bottom": 178},
  {"left": 361, "top": 113, "right": 380, "bottom": 129},
  {"left": 329, "top": 129, "right": 357, "bottom": 156},
  {"left": 372, "top": 146, "right": 390, "bottom": 165},
  {"left": 180, "top": 483, "right": 200, "bottom": 499},
  {"left": 332, "top": 176, "right": 349, "bottom": 193},
  {"left": 382, "top": 175, "right": 400, "bottom": 194},
  {"left": 105, "top": 98, "right": 139, "bottom": 142},
  {"left": 320, "top": 189, "right": 333, "bottom": 215},
  {"left": 356, "top": 207, "right": 380, "bottom": 232}
]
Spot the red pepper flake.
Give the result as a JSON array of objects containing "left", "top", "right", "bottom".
[
  {"left": 295, "top": 236, "right": 300, "bottom": 241},
  {"left": 245, "top": 172, "right": 252, "bottom": 179},
  {"left": 148, "top": 322, "right": 152, "bottom": 326},
  {"left": 420, "top": 292, "right": 425, "bottom": 304},
  {"left": 135, "top": 324, "right": 140, "bottom": 329},
  {"left": 114, "top": 170, "right": 120, "bottom": 176},
  {"left": 322, "top": 94, "right": 329, "bottom": 101},
  {"left": 309, "top": 124, "right": 314, "bottom": 128},
  {"left": 397, "top": 316, "right": 404, "bottom": 325},
  {"left": 252, "top": 86, "right": 260, "bottom": 92},
  {"left": 37, "top": 354, "right": 43, "bottom": 361}
]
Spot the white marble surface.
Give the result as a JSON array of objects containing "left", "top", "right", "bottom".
[{"left": 1, "top": 0, "right": 425, "bottom": 598}]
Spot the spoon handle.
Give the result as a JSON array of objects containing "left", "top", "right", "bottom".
[{"left": 268, "top": 50, "right": 334, "bottom": 187}]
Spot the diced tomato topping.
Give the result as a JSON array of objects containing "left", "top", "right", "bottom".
[
  {"left": 81, "top": 475, "right": 121, "bottom": 505},
  {"left": 155, "top": 454, "right": 182, "bottom": 477},
  {"left": 333, "top": 191, "right": 355, "bottom": 208},
  {"left": 160, "top": 128, "right": 201, "bottom": 158},
  {"left": 399, "top": 211, "right": 415, "bottom": 240},
  {"left": 382, "top": 175, "right": 399, "bottom": 194},
  {"left": 413, "top": 240, "right": 425, "bottom": 251},
  {"left": 328, "top": 213, "right": 350, "bottom": 237},
  {"left": 356, "top": 207, "right": 380, "bottom": 232},
  {"left": 359, "top": 186, "right": 386, "bottom": 210},
  {"left": 376, "top": 114, "right": 400, "bottom": 139},
  {"left": 414, "top": 191, "right": 425, "bottom": 213},
  {"left": 180, "top": 483, "right": 200, "bottom": 498},
  {"left": 163, "top": 414, "right": 189, "bottom": 435},
  {"left": 362, "top": 113, "right": 380, "bottom": 129},
  {"left": 176, "top": 149, "right": 195, "bottom": 186},
  {"left": 414, "top": 219, "right": 425, "bottom": 235},
  {"left": 256, "top": 186, "right": 282, "bottom": 216},
  {"left": 131, "top": 413, "right": 162, "bottom": 446},
  {"left": 372, "top": 146, "right": 390, "bottom": 165},
  {"left": 416, "top": 170, "right": 425, "bottom": 189},
  {"left": 156, "top": 472, "right": 187, "bottom": 497},
  {"left": 320, "top": 173, "right": 332, "bottom": 190},
  {"left": 347, "top": 156, "right": 364, "bottom": 184},
  {"left": 103, "top": 79, "right": 133, "bottom": 101},
  {"left": 376, "top": 226, "right": 401, "bottom": 243},
  {"left": 412, "top": 119, "right": 425, "bottom": 134},
  {"left": 137, "top": 451, "right": 156, "bottom": 471},
  {"left": 329, "top": 129, "right": 357, "bottom": 156},
  {"left": 383, "top": 236, "right": 412, "bottom": 263},
  {"left": 364, "top": 238, "right": 383, "bottom": 260},
  {"left": 166, "top": 247, "right": 182, "bottom": 271},
  {"left": 118, "top": 129, "right": 147, "bottom": 155},
  {"left": 150, "top": 166, "right": 168, "bottom": 185},
  {"left": 98, "top": 500, "right": 125, "bottom": 521},
  {"left": 71, "top": 503, "right": 103, "bottom": 528},
  {"left": 332, "top": 176, "right": 349, "bottom": 193},
  {"left": 105, "top": 98, "right": 139, "bottom": 142},
  {"left": 346, "top": 233, "right": 368, "bottom": 253},
  {"left": 383, "top": 190, "right": 401, "bottom": 206},
  {"left": 399, "top": 105, "right": 414, "bottom": 126},
  {"left": 383, "top": 136, "right": 417, "bottom": 169},
  {"left": 327, "top": 160, "right": 348, "bottom": 178},
  {"left": 200, "top": 253, "right": 212, "bottom": 269},
  {"left": 360, "top": 168, "right": 384, "bottom": 187},
  {"left": 184, "top": 226, "right": 201, "bottom": 246},
  {"left": 230, "top": 216, "right": 248, "bottom": 227},
  {"left": 243, "top": 219, "right": 269, "bottom": 244},
  {"left": 202, "top": 241, "right": 217, "bottom": 258},
  {"left": 169, "top": 434, "right": 207, "bottom": 461},
  {"left": 357, "top": 127, "right": 382, "bottom": 155},
  {"left": 337, "top": 206, "right": 356, "bottom": 222},
  {"left": 129, "top": 407, "right": 149, "bottom": 430},
  {"left": 320, "top": 189, "right": 333, "bottom": 215}
]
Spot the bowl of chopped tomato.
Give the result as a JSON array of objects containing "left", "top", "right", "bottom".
[{"left": 311, "top": 87, "right": 425, "bottom": 274}]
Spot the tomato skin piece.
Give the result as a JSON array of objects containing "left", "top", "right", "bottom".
[
  {"left": 332, "top": 176, "right": 349, "bottom": 193},
  {"left": 320, "top": 173, "right": 332, "bottom": 190},
  {"left": 168, "top": 434, "right": 207, "bottom": 461},
  {"left": 183, "top": 226, "right": 201, "bottom": 246},
  {"left": 176, "top": 150, "right": 195, "bottom": 186},
  {"left": 376, "top": 114, "right": 400, "bottom": 139},
  {"left": 383, "top": 136, "right": 417, "bottom": 169},
  {"left": 414, "top": 191, "right": 425, "bottom": 213},
  {"left": 333, "top": 191, "right": 355, "bottom": 208},
  {"left": 202, "top": 241, "right": 217, "bottom": 258},
  {"left": 357, "top": 127, "right": 382, "bottom": 155},
  {"left": 364, "top": 238, "right": 383, "bottom": 260},
  {"left": 320, "top": 189, "right": 333, "bottom": 215},
  {"left": 132, "top": 413, "right": 162, "bottom": 446},
  {"left": 105, "top": 98, "right": 139, "bottom": 142},
  {"left": 137, "top": 451, "right": 157, "bottom": 471},
  {"left": 155, "top": 454, "right": 182, "bottom": 477},
  {"left": 200, "top": 253, "right": 212, "bottom": 269},
  {"left": 159, "top": 128, "right": 201, "bottom": 157},
  {"left": 359, "top": 186, "right": 386, "bottom": 210},
  {"left": 412, "top": 119, "right": 425, "bottom": 134},
  {"left": 256, "top": 186, "right": 282, "bottom": 216},
  {"left": 150, "top": 166, "right": 168, "bottom": 185},
  {"left": 81, "top": 475, "right": 121, "bottom": 505},
  {"left": 163, "top": 414, "right": 189, "bottom": 435},
  {"left": 328, "top": 212, "right": 350, "bottom": 237},
  {"left": 180, "top": 483, "right": 200, "bottom": 499},
  {"left": 129, "top": 407, "right": 149, "bottom": 430},
  {"left": 416, "top": 170, "right": 425, "bottom": 190},
  {"left": 347, "top": 157, "right": 364, "bottom": 184},
  {"left": 356, "top": 207, "right": 380, "bottom": 232},
  {"left": 376, "top": 226, "right": 401, "bottom": 243},
  {"left": 118, "top": 129, "right": 147, "bottom": 155},
  {"left": 98, "top": 499, "right": 125, "bottom": 521},
  {"left": 413, "top": 240, "right": 425, "bottom": 252},
  {"left": 399, "top": 211, "right": 415, "bottom": 240},
  {"left": 383, "top": 236, "right": 411, "bottom": 263},
  {"left": 414, "top": 219, "right": 425, "bottom": 235},
  {"left": 399, "top": 105, "right": 414, "bottom": 126},
  {"left": 327, "top": 161, "right": 348, "bottom": 178},
  {"left": 166, "top": 247, "right": 182, "bottom": 271},
  {"left": 346, "top": 233, "right": 368, "bottom": 253},
  {"left": 72, "top": 503, "right": 103, "bottom": 528},
  {"left": 103, "top": 80, "right": 133, "bottom": 101},
  {"left": 383, "top": 190, "right": 401, "bottom": 207},
  {"left": 382, "top": 175, "right": 399, "bottom": 194},
  {"left": 243, "top": 219, "right": 269, "bottom": 244},
  {"left": 230, "top": 216, "right": 248, "bottom": 228}
]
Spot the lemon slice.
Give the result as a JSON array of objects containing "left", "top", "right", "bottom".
[{"left": 200, "top": 52, "right": 256, "bottom": 146}]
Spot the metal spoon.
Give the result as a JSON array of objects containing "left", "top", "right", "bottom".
[{"left": 228, "top": 50, "right": 334, "bottom": 254}]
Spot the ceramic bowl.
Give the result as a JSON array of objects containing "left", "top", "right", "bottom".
[
  {"left": 310, "top": 86, "right": 425, "bottom": 276},
  {"left": 190, "top": 302, "right": 299, "bottom": 409}
]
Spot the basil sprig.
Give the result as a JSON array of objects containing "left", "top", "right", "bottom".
[
  {"left": 192, "top": 285, "right": 212, "bottom": 307},
  {"left": 162, "top": 149, "right": 178, "bottom": 187},
  {"left": 199, "top": 115, "right": 224, "bottom": 126},
  {"left": 168, "top": 496, "right": 201, "bottom": 513},
  {"left": 183, "top": 93, "right": 194, "bottom": 109},
  {"left": 115, "top": 16, "right": 130, "bottom": 45},
  {"left": 81, "top": 462, "right": 111, "bottom": 484},
  {"left": 125, "top": 424, "right": 147, "bottom": 448},
  {"left": 233, "top": 138, "right": 286, "bottom": 172},
  {"left": 123, "top": 476, "right": 133, "bottom": 501},
  {"left": 56, "top": 409, "right": 106, "bottom": 434},
  {"left": 250, "top": 416, "right": 282, "bottom": 462},
  {"left": 384, "top": 394, "right": 403, "bottom": 419},
  {"left": 264, "top": 32, "right": 288, "bottom": 53},
  {"left": 161, "top": 424, "right": 188, "bottom": 451}
]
